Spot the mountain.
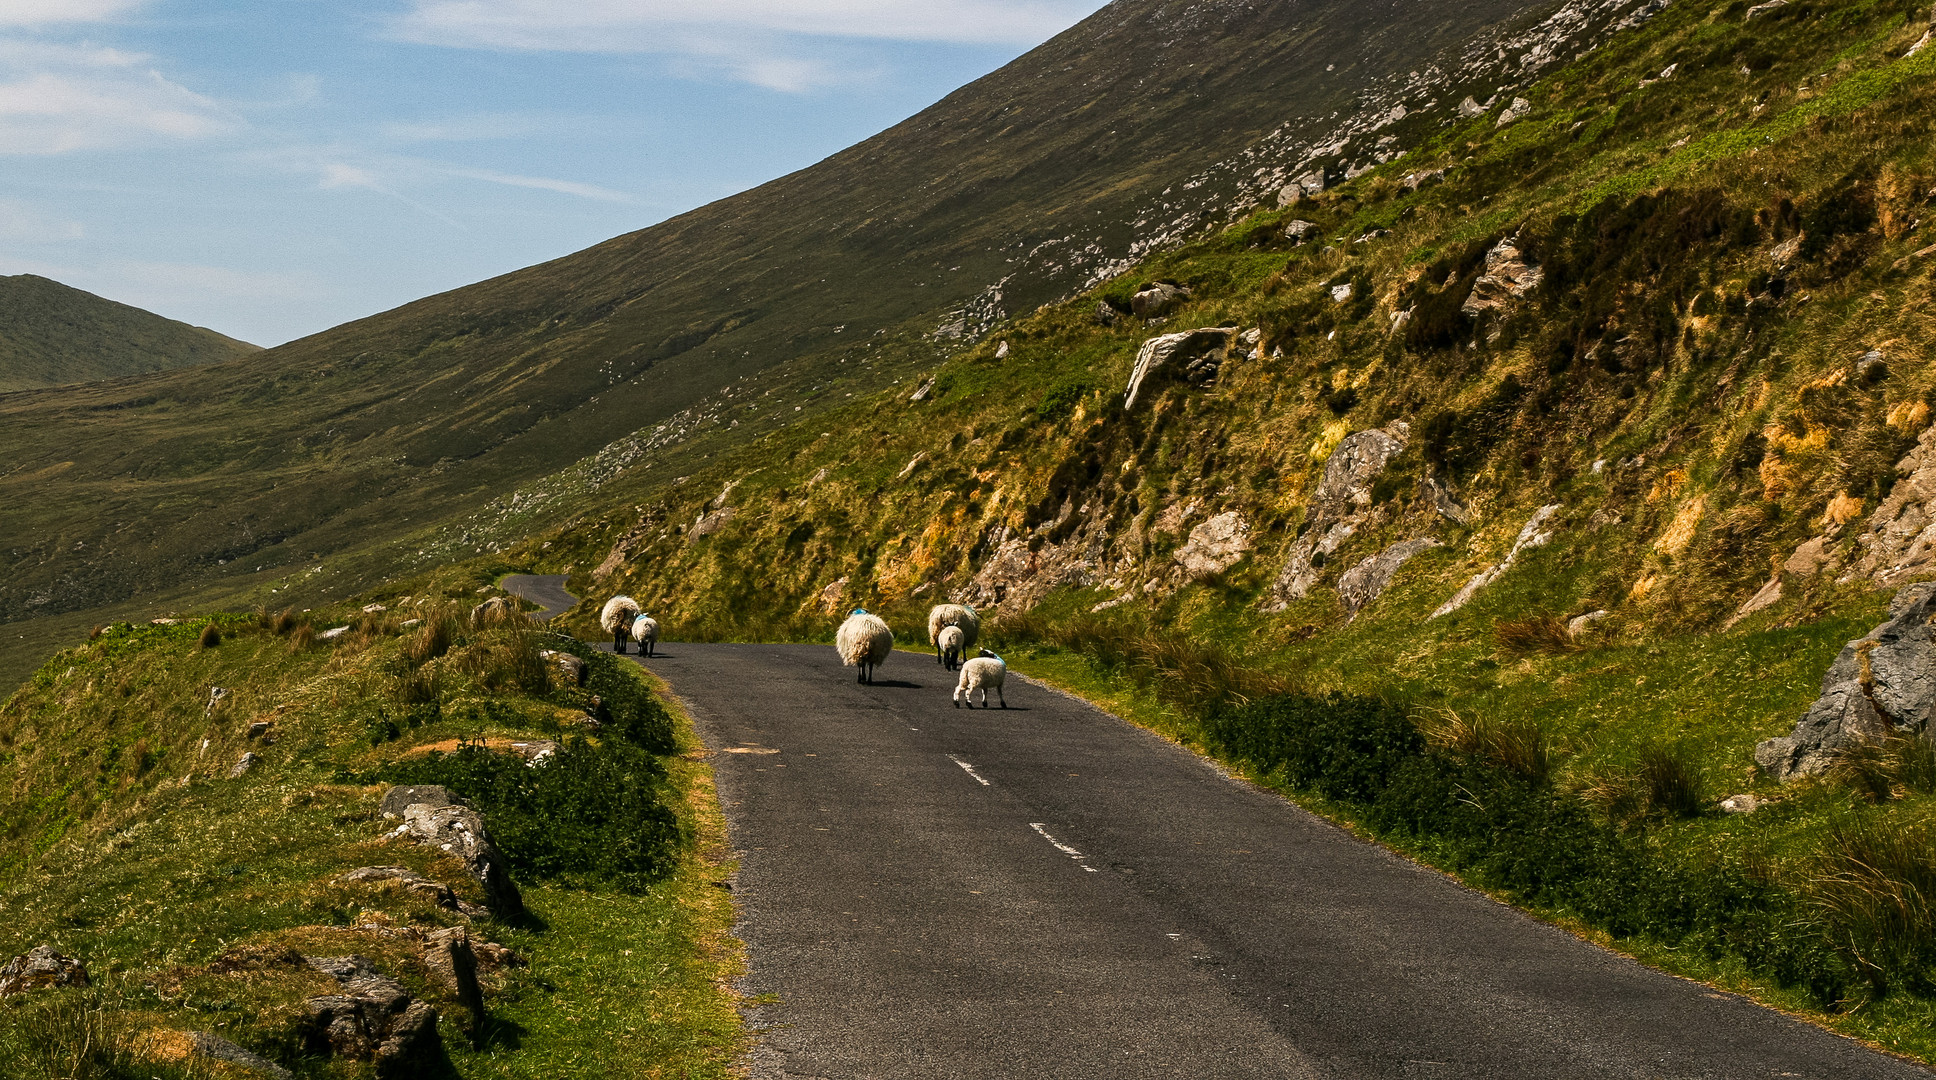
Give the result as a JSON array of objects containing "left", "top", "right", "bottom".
[
  {"left": 0, "top": 0, "right": 1661, "bottom": 657},
  {"left": 0, "top": 274, "right": 258, "bottom": 392}
]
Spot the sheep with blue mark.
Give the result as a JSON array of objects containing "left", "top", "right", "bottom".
[
  {"left": 631, "top": 613, "right": 661, "bottom": 658},
  {"left": 836, "top": 608, "right": 893, "bottom": 685},
  {"left": 600, "top": 595, "right": 641, "bottom": 655},
  {"left": 953, "top": 649, "right": 1007, "bottom": 709}
]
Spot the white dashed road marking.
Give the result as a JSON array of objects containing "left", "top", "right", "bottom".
[
  {"left": 948, "top": 755, "right": 991, "bottom": 786},
  {"left": 1030, "top": 822, "right": 1100, "bottom": 872}
]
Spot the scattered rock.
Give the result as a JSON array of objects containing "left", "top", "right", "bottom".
[
  {"left": 379, "top": 784, "right": 457, "bottom": 819},
  {"left": 1456, "top": 95, "right": 1489, "bottom": 118},
  {"left": 299, "top": 956, "right": 441, "bottom": 1078},
  {"left": 509, "top": 739, "right": 559, "bottom": 766},
  {"left": 229, "top": 752, "right": 262, "bottom": 779},
  {"left": 0, "top": 945, "right": 89, "bottom": 995},
  {"left": 1843, "top": 421, "right": 1936, "bottom": 586},
  {"left": 689, "top": 505, "right": 737, "bottom": 540},
  {"left": 1095, "top": 302, "right": 1118, "bottom": 327},
  {"left": 362, "top": 603, "right": 388, "bottom": 614},
  {"left": 1276, "top": 169, "right": 1326, "bottom": 207},
  {"left": 1460, "top": 238, "right": 1544, "bottom": 321},
  {"left": 340, "top": 866, "right": 489, "bottom": 919},
  {"left": 538, "top": 649, "right": 588, "bottom": 686},
  {"left": 1757, "top": 583, "right": 1936, "bottom": 781},
  {"left": 1566, "top": 610, "right": 1611, "bottom": 636},
  {"left": 1264, "top": 424, "right": 1410, "bottom": 610},
  {"left": 1494, "top": 97, "right": 1532, "bottom": 127},
  {"left": 1123, "top": 327, "right": 1237, "bottom": 408},
  {"left": 470, "top": 597, "right": 513, "bottom": 625},
  {"left": 246, "top": 721, "right": 272, "bottom": 739},
  {"left": 1337, "top": 539, "right": 1441, "bottom": 615},
  {"left": 1400, "top": 168, "right": 1446, "bottom": 192},
  {"left": 1129, "top": 281, "right": 1191, "bottom": 319},
  {"left": 995, "top": 340, "right": 1010, "bottom": 360},
  {"left": 422, "top": 927, "right": 486, "bottom": 1041},
  {"left": 1282, "top": 220, "right": 1320, "bottom": 245},
  {"left": 1330, "top": 282, "right": 1355, "bottom": 302},
  {"left": 1172, "top": 512, "right": 1252, "bottom": 579},
  {"left": 1431, "top": 504, "right": 1563, "bottom": 618},
  {"left": 395, "top": 800, "right": 526, "bottom": 920},
  {"left": 1718, "top": 794, "right": 1762, "bottom": 815},
  {"left": 186, "top": 1032, "right": 295, "bottom": 1080},
  {"left": 205, "top": 687, "right": 229, "bottom": 715},
  {"left": 908, "top": 376, "right": 936, "bottom": 402},
  {"left": 1745, "top": 0, "right": 1786, "bottom": 18},
  {"left": 814, "top": 577, "right": 850, "bottom": 616},
  {"left": 1424, "top": 476, "right": 1472, "bottom": 525}
]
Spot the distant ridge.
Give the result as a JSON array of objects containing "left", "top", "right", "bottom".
[{"left": 0, "top": 274, "right": 258, "bottom": 392}]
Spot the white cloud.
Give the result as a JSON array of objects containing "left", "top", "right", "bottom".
[
  {"left": 385, "top": 0, "right": 1107, "bottom": 89},
  {"left": 0, "top": 0, "right": 145, "bottom": 27},
  {"left": 441, "top": 165, "right": 631, "bottom": 202},
  {"left": 0, "top": 39, "right": 232, "bottom": 153},
  {"left": 391, "top": 0, "right": 1106, "bottom": 49}
]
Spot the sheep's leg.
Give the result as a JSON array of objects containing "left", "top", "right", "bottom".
[{"left": 998, "top": 686, "right": 1007, "bottom": 709}]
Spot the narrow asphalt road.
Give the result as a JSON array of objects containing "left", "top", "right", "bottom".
[
  {"left": 499, "top": 574, "right": 576, "bottom": 620},
  {"left": 633, "top": 642, "right": 1929, "bottom": 1080}
]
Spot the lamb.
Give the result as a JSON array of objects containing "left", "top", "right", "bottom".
[
  {"left": 836, "top": 609, "right": 893, "bottom": 685},
  {"left": 927, "top": 603, "right": 980, "bottom": 666},
  {"left": 600, "top": 595, "right": 641, "bottom": 655},
  {"left": 937, "top": 624, "right": 966, "bottom": 671},
  {"left": 953, "top": 649, "right": 1007, "bottom": 709},
  {"left": 631, "top": 613, "right": 661, "bottom": 658}
]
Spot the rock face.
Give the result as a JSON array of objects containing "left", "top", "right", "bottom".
[
  {"left": 422, "top": 927, "right": 487, "bottom": 1041},
  {"left": 1172, "top": 512, "right": 1251, "bottom": 579},
  {"left": 1844, "top": 422, "right": 1936, "bottom": 586},
  {"left": 1129, "top": 281, "right": 1191, "bottom": 319},
  {"left": 379, "top": 784, "right": 457, "bottom": 818},
  {"left": 1337, "top": 539, "right": 1441, "bottom": 615},
  {"left": 1431, "top": 504, "right": 1562, "bottom": 618},
  {"left": 1756, "top": 583, "right": 1936, "bottom": 781},
  {"left": 0, "top": 945, "right": 89, "bottom": 995},
  {"left": 340, "top": 866, "right": 488, "bottom": 919},
  {"left": 1263, "top": 424, "right": 1410, "bottom": 610},
  {"left": 1460, "top": 238, "right": 1544, "bottom": 321},
  {"left": 1123, "top": 327, "right": 1236, "bottom": 408},
  {"left": 382, "top": 786, "right": 525, "bottom": 920},
  {"left": 300, "top": 956, "right": 441, "bottom": 1078}
]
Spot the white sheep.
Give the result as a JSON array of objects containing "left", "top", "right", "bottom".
[
  {"left": 953, "top": 649, "right": 1007, "bottom": 709},
  {"left": 631, "top": 613, "right": 661, "bottom": 658},
  {"left": 600, "top": 595, "right": 641, "bottom": 655},
  {"left": 937, "top": 624, "right": 966, "bottom": 671},
  {"left": 836, "top": 609, "right": 893, "bottom": 685},
  {"left": 927, "top": 603, "right": 980, "bottom": 666}
]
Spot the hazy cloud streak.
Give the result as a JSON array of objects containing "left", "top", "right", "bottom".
[
  {"left": 0, "top": 39, "right": 231, "bottom": 153},
  {"left": 0, "top": 0, "right": 146, "bottom": 27}
]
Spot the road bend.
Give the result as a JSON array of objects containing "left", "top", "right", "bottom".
[
  {"left": 626, "top": 642, "right": 1928, "bottom": 1080},
  {"left": 499, "top": 574, "right": 576, "bottom": 621}
]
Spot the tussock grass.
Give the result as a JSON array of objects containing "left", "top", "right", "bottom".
[
  {"left": 1493, "top": 615, "right": 1579, "bottom": 658},
  {"left": 1811, "top": 816, "right": 1936, "bottom": 996},
  {"left": 1424, "top": 710, "right": 1557, "bottom": 783},
  {"left": 1830, "top": 734, "right": 1936, "bottom": 803}
]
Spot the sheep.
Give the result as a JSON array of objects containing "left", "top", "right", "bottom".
[
  {"left": 836, "top": 609, "right": 893, "bottom": 685},
  {"left": 953, "top": 649, "right": 1007, "bottom": 709},
  {"left": 937, "top": 624, "right": 966, "bottom": 671},
  {"left": 600, "top": 595, "right": 641, "bottom": 655},
  {"left": 927, "top": 603, "right": 980, "bottom": 666},
  {"left": 631, "top": 613, "right": 661, "bottom": 658}
]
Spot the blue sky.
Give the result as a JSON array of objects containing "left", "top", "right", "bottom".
[{"left": 0, "top": 0, "right": 1109, "bottom": 346}]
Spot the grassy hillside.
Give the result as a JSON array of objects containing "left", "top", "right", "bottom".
[
  {"left": 0, "top": 0, "right": 1637, "bottom": 666},
  {"left": 0, "top": 602, "right": 743, "bottom": 1077},
  {"left": 363, "top": 0, "right": 1936, "bottom": 1057},
  {"left": 0, "top": 275, "right": 257, "bottom": 392}
]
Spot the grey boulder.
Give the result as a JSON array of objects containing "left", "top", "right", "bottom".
[{"left": 0, "top": 945, "right": 89, "bottom": 995}]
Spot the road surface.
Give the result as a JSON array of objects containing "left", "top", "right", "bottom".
[
  {"left": 499, "top": 574, "right": 576, "bottom": 621},
  {"left": 634, "top": 642, "right": 1929, "bottom": 1080}
]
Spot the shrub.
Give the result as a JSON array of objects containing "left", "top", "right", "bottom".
[
  {"left": 1203, "top": 693, "right": 1422, "bottom": 803},
  {"left": 197, "top": 623, "right": 221, "bottom": 650},
  {"left": 382, "top": 738, "right": 682, "bottom": 893}
]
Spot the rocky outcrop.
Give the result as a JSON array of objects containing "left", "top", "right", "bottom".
[
  {"left": 1264, "top": 424, "right": 1410, "bottom": 610},
  {"left": 1494, "top": 96, "right": 1533, "bottom": 127},
  {"left": 381, "top": 786, "right": 525, "bottom": 920},
  {"left": 538, "top": 649, "right": 588, "bottom": 686},
  {"left": 1843, "top": 421, "right": 1936, "bottom": 586},
  {"left": 0, "top": 946, "right": 88, "bottom": 995},
  {"left": 1337, "top": 539, "right": 1441, "bottom": 615},
  {"left": 1431, "top": 504, "right": 1562, "bottom": 618},
  {"left": 1756, "top": 583, "right": 1936, "bottom": 781},
  {"left": 1424, "top": 476, "right": 1472, "bottom": 525},
  {"left": 1460, "top": 238, "right": 1544, "bottom": 322},
  {"left": 300, "top": 956, "right": 441, "bottom": 1079},
  {"left": 1123, "top": 327, "right": 1237, "bottom": 409},
  {"left": 422, "top": 927, "right": 486, "bottom": 1041},
  {"left": 1172, "top": 512, "right": 1251, "bottom": 580},
  {"left": 1129, "top": 281, "right": 1191, "bottom": 319},
  {"left": 965, "top": 534, "right": 1099, "bottom": 610},
  {"left": 340, "top": 866, "right": 488, "bottom": 920}
]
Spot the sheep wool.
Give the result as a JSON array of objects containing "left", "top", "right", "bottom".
[
  {"left": 836, "top": 609, "right": 894, "bottom": 684},
  {"left": 927, "top": 603, "right": 981, "bottom": 665},
  {"left": 953, "top": 650, "right": 1007, "bottom": 709},
  {"left": 600, "top": 596, "right": 642, "bottom": 633},
  {"left": 631, "top": 614, "right": 661, "bottom": 658},
  {"left": 937, "top": 624, "right": 966, "bottom": 671}
]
